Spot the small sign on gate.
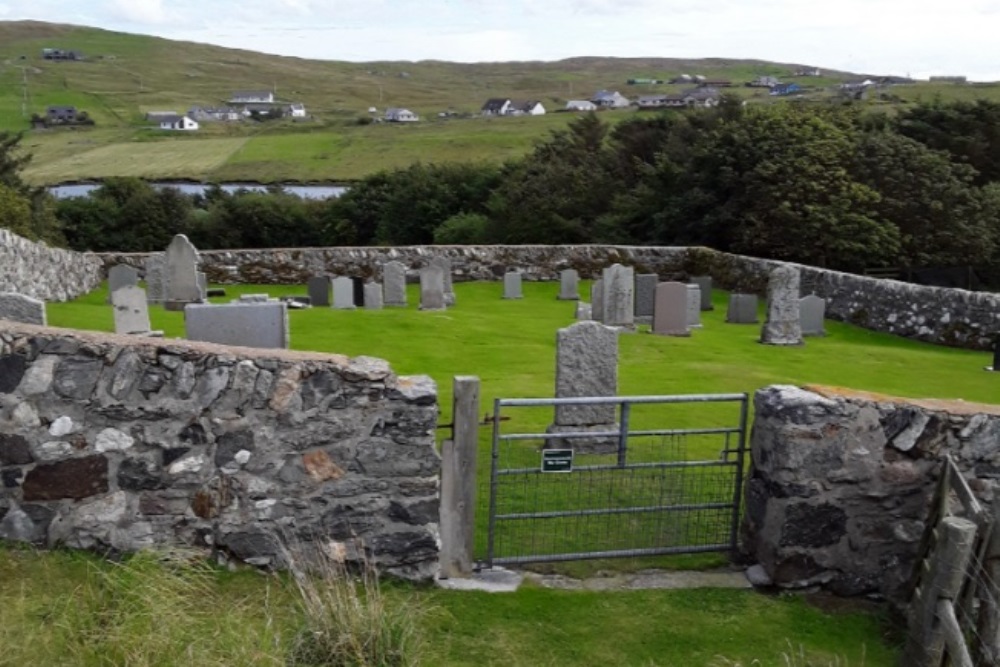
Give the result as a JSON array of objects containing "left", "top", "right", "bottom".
[{"left": 541, "top": 448, "right": 574, "bottom": 473}]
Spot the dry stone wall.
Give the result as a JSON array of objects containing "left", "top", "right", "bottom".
[
  {"left": 0, "top": 229, "right": 103, "bottom": 301},
  {"left": 742, "top": 385, "right": 1000, "bottom": 600},
  {"left": 0, "top": 322, "right": 440, "bottom": 580}
]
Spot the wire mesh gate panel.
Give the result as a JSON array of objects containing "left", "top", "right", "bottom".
[{"left": 480, "top": 393, "right": 748, "bottom": 567}]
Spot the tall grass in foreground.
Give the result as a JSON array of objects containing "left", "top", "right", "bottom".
[{"left": 713, "top": 640, "right": 866, "bottom": 667}]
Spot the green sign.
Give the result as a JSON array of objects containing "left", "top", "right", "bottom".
[{"left": 541, "top": 449, "right": 574, "bottom": 473}]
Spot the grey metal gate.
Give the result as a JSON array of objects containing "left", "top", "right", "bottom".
[{"left": 481, "top": 393, "right": 748, "bottom": 567}]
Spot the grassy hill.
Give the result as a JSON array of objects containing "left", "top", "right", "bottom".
[{"left": 2, "top": 20, "right": 999, "bottom": 185}]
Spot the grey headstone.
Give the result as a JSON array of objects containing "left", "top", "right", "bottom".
[
  {"left": 575, "top": 301, "right": 592, "bottom": 320},
  {"left": 686, "top": 284, "right": 702, "bottom": 329},
  {"left": 800, "top": 295, "right": 827, "bottom": 337},
  {"left": 106, "top": 265, "right": 139, "bottom": 303},
  {"left": 652, "top": 282, "right": 689, "bottom": 336},
  {"left": 430, "top": 257, "right": 455, "bottom": 306},
  {"left": 144, "top": 254, "right": 165, "bottom": 304},
  {"left": 164, "top": 234, "right": 201, "bottom": 310},
  {"left": 279, "top": 296, "right": 311, "bottom": 308},
  {"left": 364, "top": 282, "right": 384, "bottom": 310},
  {"left": 420, "top": 266, "right": 446, "bottom": 311},
  {"left": 558, "top": 269, "right": 580, "bottom": 300},
  {"left": 111, "top": 285, "right": 152, "bottom": 334},
  {"left": 197, "top": 272, "right": 208, "bottom": 300},
  {"left": 726, "top": 294, "right": 759, "bottom": 324},
  {"left": 0, "top": 292, "right": 46, "bottom": 326},
  {"left": 383, "top": 261, "right": 407, "bottom": 307},
  {"left": 760, "top": 266, "right": 803, "bottom": 345},
  {"left": 692, "top": 276, "right": 713, "bottom": 310},
  {"left": 602, "top": 264, "right": 634, "bottom": 329},
  {"left": 238, "top": 294, "right": 271, "bottom": 303},
  {"left": 634, "top": 274, "right": 657, "bottom": 324},
  {"left": 591, "top": 279, "right": 604, "bottom": 323},
  {"left": 552, "top": 321, "right": 618, "bottom": 427},
  {"left": 307, "top": 276, "right": 331, "bottom": 306},
  {"left": 332, "top": 277, "right": 356, "bottom": 310},
  {"left": 351, "top": 277, "right": 365, "bottom": 307},
  {"left": 503, "top": 272, "right": 523, "bottom": 299},
  {"left": 184, "top": 302, "right": 289, "bottom": 349}
]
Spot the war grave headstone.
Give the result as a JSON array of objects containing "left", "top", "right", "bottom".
[
  {"left": 800, "top": 295, "right": 827, "bottom": 337},
  {"left": 420, "top": 266, "right": 446, "bottom": 311},
  {"left": 634, "top": 274, "right": 658, "bottom": 326},
  {"left": 351, "top": 277, "right": 365, "bottom": 307},
  {"left": 307, "top": 276, "right": 331, "bottom": 307},
  {"left": 144, "top": 254, "right": 165, "bottom": 304},
  {"left": 111, "top": 285, "right": 160, "bottom": 336},
  {"left": 0, "top": 292, "right": 46, "bottom": 326},
  {"left": 332, "top": 277, "right": 356, "bottom": 310},
  {"left": 726, "top": 294, "right": 759, "bottom": 324},
  {"left": 652, "top": 282, "right": 689, "bottom": 336},
  {"left": 686, "top": 284, "right": 702, "bottom": 329},
  {"left": 503, "top": 271, "right": 523, "bottom": 299},
  {"left": 546, "top": 320, "right": 619, "bottom": 453},
  {"left": 430, "top": 256, "right": 455, "bottom": 306},
  {"left": 184, "top": 301, "right": 289, "bottom": 349},
  {"left": 602, "top": 264, "right": 635, "bottom": 330},
  {"left": 383, "top": 261, "right": 408, "bottom": 307},
  {"left": 760, "top": 266, "right": 803, "bottom": 346},
  {"left": 591, "top": 279, "right": 605, "bottom": 323},
  {"left": 364, "top": 282, "right": 384, "bottom": 310},
  {"left": 106, "top": 264, "right": 139, "bottom": 303},
  {"left": 558, "top": 269, "right": 580, "bottom": 300},
  {"left": 575, "top": 301, "right": 592, "bottom": 320},
  {"left": 164, "top": 234, "right": 202, "bottom": 311},
  {"left": 692, "top": 276, "right": 713, "bottom": 311}
]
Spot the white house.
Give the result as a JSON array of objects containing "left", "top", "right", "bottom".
[
  {"left": 507, "top": 100, "right": 546, "bottom": 116},
  {"left": 481, "top": 98, "right": 511, "bottom": 116},
  {"left": 385, "top": 107, "right": 419, "bottom": 122},
  {"left": 565, "top": 100, "right": 597, "bottom": 111},
  {"left": 188, "top": 106, "right": 241, "bottom": 122},
  {"left": 288, "top": 103, "right": 307, "bottom": 118},
  {"left": 591, "top": 90, "right": 631, "bottom": 109},
  {"left": 159, "top": 114, "right": 199, "bottom": 131},
  {"left": 229, "top": 90, "right": 274, "bottom": 104}
]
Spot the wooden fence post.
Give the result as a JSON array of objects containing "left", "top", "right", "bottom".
[
  {"left": 439, "top": 375, "right": 480, "bottom": 579},
  {"left": 975, "top": 485, "right": 1000, "bottom": 667}
]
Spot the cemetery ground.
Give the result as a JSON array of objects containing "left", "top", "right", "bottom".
[{"left": 19, "top": 278, "right": 998, "bottom": 666}]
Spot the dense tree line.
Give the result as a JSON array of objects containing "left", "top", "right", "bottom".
[{"left": 3, "top": 98, "right": 1000, "bottom": 274}]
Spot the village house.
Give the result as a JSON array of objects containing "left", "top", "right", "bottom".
[
  {"left": 288, "top": 103, "right": 307, "bottom": 118},
  {"left": 565, "top": 100, "right": 598, "bottom": 111},
  {"left": 769, "top": 83, "right": 802, "bottom": 96},
  {"left": 506, "top": 100, "right": 546, "bottom": 116},
  {"left": 229, "top": 90, "right": 275, "bottom": 104},
  {"left": 385, "top": 107, "right": 419, "bottom": 122},
  {"left": 158, "top": 114, "right": 199, "bottom": 131},
  {"left": 42, "top": 48, "right": 83, "bottom": 61},
  {"left": 188, "top": 106, "right": 243, "bottom": 122},
  {"left": 749, "top": 75, "right": 780, "bottom": 88},
  {"left": 591, "top": 90, "right": 631, "bottom": 108},
  {"left": 46, "top": 105, "right": 78, "bottom": 123},
  {"left": 481, "top": 98, "right": 512, "bottom": 116}
]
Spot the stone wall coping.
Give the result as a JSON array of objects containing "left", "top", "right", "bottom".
[{"left": 804, "top": 384, "right": 1000, "bottom": 417}]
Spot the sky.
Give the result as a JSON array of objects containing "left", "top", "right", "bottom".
[{"left": 2, "top": 0, "right": 1000, "bottom": 80}]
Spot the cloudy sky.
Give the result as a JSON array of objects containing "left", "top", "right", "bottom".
[{"left": 3, "top": 0, "right": 1000, "bottom": 80}]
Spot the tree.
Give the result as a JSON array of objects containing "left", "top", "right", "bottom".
[{"left": 895, "top": 99, "right": 1000, "bottom": 186}]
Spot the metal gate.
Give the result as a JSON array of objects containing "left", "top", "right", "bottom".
[{"left": 480, "top": 393, "right": 748, "bottom": 567}]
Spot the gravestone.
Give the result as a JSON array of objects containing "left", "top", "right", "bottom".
[
  {"left": 279, "top": 296, "right": 311, "bottom": 309},
  {"left": 591, "top": 279, "right": 604, "bottom": 323},
  {"left": 184, "top": 302, "right": 289, "bottom": 349},
  {"left": 634, "top": 274, "right": 658, "bottom": 325},
  {"left": 602, "top": 264, "right": 634, "bottom": 329},
  {"left": 106, "top": 265, "right": 139, "bottom": 303},
  {"left": 164, "top": 234, "right": 201, "bottom": 311},
  {"left": 547, "top": 321, "right": 619, "bottom": 453},
  {"left": 503, "top": 271, "right": 523, "bottom": 299},
  {"left": 800, "top": 295, "right": 827, "bottom": 337},
  {"left": 557, "top": 269, "right": 580, "bottom": 300},
  {"left": 652, "top": 282, "right": 689, "bottom": 336},
  {"left": 144, "top": 254, "right": 165, "bottom": 304},
  {"left": 692, "top": 276, "right": 713, "bottom": 310},
  {"left": 430, "top": 257, "right": 455, "bottom": 306},
  {"left": 332, "top": 277, "right": 356, "bottom": 310},
  {"left": 307, "top": 276, "right": 331, "bottom": 307},
  {"left": 420, "top": 266, "right": 446, "bottom": 311},
  {"left": 575, "top": 301, "right": 592, "bottom": 320},
  {"left": 686, "top": 284, "right": 702, "bottom": 329},
  {"left": 760, "top": 266, "right": 803, "bottom": 346},
  {"left": 364, "top": 282, "right": 384, "bottom": 310},
  {"left": 111, "top": 285, "right": 153, "bottom": 335},
  {"left": 726, "top": 294, "right": 759, "bottom": 324},
  {"left": 197, "top": 272, "right": 208, "bottom": 300},
  {"left": 383, "top": 261, "right": 408, "bottom": 307},
  {"left": 351, "top": 277, "right": 365, "bottom": 307},
  {"left": 990, "top": 336, "right": 1000, "bottom": 372},
  {"left": 238, "top": 294, "right": 271, "bottom": 303},
  {"left": 0, "top": 292, "right": 46, "bottom": 326}
]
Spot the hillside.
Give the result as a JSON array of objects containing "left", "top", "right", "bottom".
[{"left": 2, "top": 20, "right": 998, "bottom": 185}]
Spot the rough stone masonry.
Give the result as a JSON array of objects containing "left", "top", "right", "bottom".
[{"left": 0, "top": 322, "right": 441, "bottom": 580}]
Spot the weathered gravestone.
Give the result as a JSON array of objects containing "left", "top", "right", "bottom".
[
  {"left": 332, "top": 277, "right": 356, "bottom": 310},
  {"left": 106, "top": 265, "right": 139, "bottom": 303},
  {"left": 558, "top": 269, "right": 580, "bottom": 301},
  {"left": 591, "top": 279, "right": 604, "bottom": 323},
  {"left": 364, "top": 282, "right": 384, "bottom": 310},
  {"left": 575, "top": 301, "right": 592, "bottom": 321},
  {"left": 111, "top": 285, "right": 154, "bottom": 335},
  {"left": 420, "top": 266, "right": 446, "bottom": 311},
  {"left": 351, "top": 277, "right": 365, "bottom": 307},
  {"left": 726, "top": 294, "right": 759, "bottom": 324},
  {"left": 430, "top": 256, "right": 455, "bottom": 306},
  {"left": 602, "top": 264, "right": 634, "bottom": 329},
  {"left": 634, "top": 274, "right": 657, "bottom": 325},
  {"left": 164, "top": 234, "right": 202, "bottom": 311},
  {"left": 307, "top": 276, "right": 331, "bottom": 307},
  {"left": 383, "top": 261, "right": 408, "bottom": 307},
  {"left": 686, "top": 284, "right": 702, "bottom": 329},
  {"left": 184, "top": 302, "right": 289, "bottom": 349},
  {"left": 692, "top": 276, "right": 713, "bottom": 310},
  {"left": 546, "top": 320, "right": 619, "bottom": 453},
  {"left": 144, "top": 254, "right": 165, "bottom": 304},
  {"left": 800, "top": 295, "right": 827, "bottom": 337},
  {"left": 503, "top": 271, "right": 523, "bottom": 299},
  {"left": 238, "top": 294, "right": 271, "bottom": 303},
  {"left": 760, "top": 266, "right": 803, "bottom": 346},
  {"left": 0, "top": 292, "right": 46, "bottom": 326},
  {"left": 652, "top": 282, "right": 689, "bottom": 336}
]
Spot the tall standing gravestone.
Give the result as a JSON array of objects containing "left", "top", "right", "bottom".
[
  {"left": 351, "top": 277, "right": 365, "bottom": 307},
  {"left": 332, "top": 277, "right": 356, "bottom": 310},
  {"left": 197, "top": 272, "right": 208, "bottom": 300},
  {"left": 383, "top": 261, "right": 408, "bottom": 307},
  {"left": 591, "top": 279, "right": 605, "bottom": 323},
  {"left": 686, "top": 284, "right": 702, "bottom": 329},
  {"left": 726, "top": 294, "right": 759, "bottom": 324},
  {"left": 307, "top": 276, "right": 332, "bottom": 307},
  {"left": 990, "top": 335, "right": 1000, "bottom": 371},
  {"left": 144, "top": 254, "right": 166, "bottom": 304},
  {"left": 111, "top": 285, "right": 153, "bottom": 335},
  {"left": 760, "top": 266, "right": 803, "bottom": 346},
  {"left": 634, "top": 274, "right": 657, "bottom": 325},
  {"left": 430, "top": 256, "right": 455, "bottom": 306},
  {"left": 546, "top": 321, "right": 618, "bottom": 453},
  {"left": 652, "top": 282, "right": 689, "bottom": 336},
  {"left": 184, "top": 302, "right": 290, "bottom": 349},
  {"left": 420, "top": 266, "right": 446, "bottom": 311},
  {"left": 364, "top": 283, "right": 384, "bottom": 310},
  {"left": 164, "top": 234, "right": 202, "bottom": 311},
  {"left": 503, "top": 271, "right": 523, "bottom": 299},
  {"left": 558, "top": 269, "right": 580, "bottom": 300},
  {"left": 692, "top": 276, "right": 713, "bottom": 310},
  {"left": 800, "top": 295, "right": 827, "bottom": 337},
  {"left": 0, "top": 292, "right": 46, "bottom": 326},
  {"left": 602, "top": 264, "right": 634, "bottom": 329},
  {"left": 106, "top": 265, "right": 139, "bottom": 303}
]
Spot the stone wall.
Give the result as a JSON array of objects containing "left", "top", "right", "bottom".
[
  {"left": 742, "top": 384, "right": 1000, "bottom": 600},
  {"left": 99, "top": 245, "right": 1000, "bottom": 350},
  {"left": 0, "top": 229, "right": 103, "bottom": 302},
  {"left": 0, "top": 322, "right": 440, "bottom": 580}
]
